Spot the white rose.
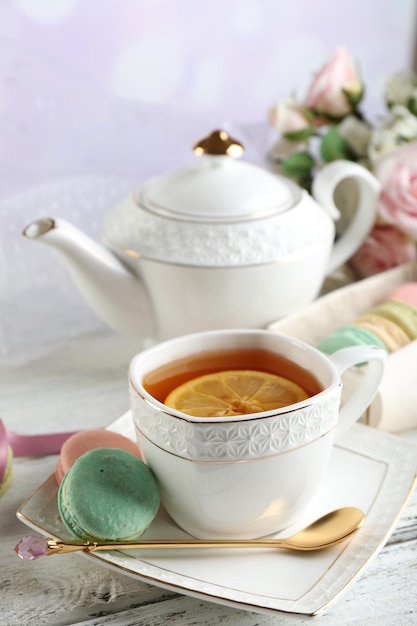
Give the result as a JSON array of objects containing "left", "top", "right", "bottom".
[
  {"left": 384, "top": 70, "right": 417, "bottom": 107},
  {"left": 338, "top": 115, "right": 372, "bottom": 157},
  {"left": 368, "top": 105, "right": 417, "bottom": 167},
  {"left": 268, "top": 99, "right": 312, "bottom": 136},
  {"left": 269, "top": 138, "right": 308, "bottom": 162}
]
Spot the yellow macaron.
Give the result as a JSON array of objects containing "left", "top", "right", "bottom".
[
  {"left": 354, "top": 312, "right": 411, "bottom": 352},
  {"left": 369, "top": 300, "right": 417, "bottom": 341},
  {"left": 0, "top": 446, "right": 13, "bottom": 497}
]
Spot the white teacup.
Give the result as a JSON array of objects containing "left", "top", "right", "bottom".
[{"left": 129, "top": 329, "right": 386, "bottom": 539}]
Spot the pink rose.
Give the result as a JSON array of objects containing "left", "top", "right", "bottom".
[
  {"left": 304, "top": 48, "right": 363, "bottom": 118},
  {"left": 376, "top": 141, "right": 417, "bottom": 239},
  {"left": 268, "top": 99, "right": 312, "bottom": 137},
  {"left": 348, "top": 224, "right": 416, "bottom": 279}
]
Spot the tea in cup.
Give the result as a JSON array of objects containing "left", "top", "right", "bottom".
[{"left": 129, "top": 329, "right": 386, "bottom": 539}]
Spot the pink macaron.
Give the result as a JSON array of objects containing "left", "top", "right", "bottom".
[
  {"left": 389, "top": 282, "right": 417, "bottom": 310},
  {"left": 55, "top": 429, "right": 141, "bottom": 484}
]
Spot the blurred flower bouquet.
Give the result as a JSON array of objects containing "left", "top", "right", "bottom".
[{"left": 268, "top": 47, "right": 417, "bottom": 279}]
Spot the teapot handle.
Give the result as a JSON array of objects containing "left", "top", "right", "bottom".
[{"left": 312, "top": 160, "right": 381, "bottom": 275}]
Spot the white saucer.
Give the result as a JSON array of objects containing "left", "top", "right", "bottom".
[{"left": 17, "top": 411, "right": 417, "bottom": 616}]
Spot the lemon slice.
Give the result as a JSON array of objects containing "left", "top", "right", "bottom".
[{"left": 164, "top": 370, "right": 309, "bottom": 417}]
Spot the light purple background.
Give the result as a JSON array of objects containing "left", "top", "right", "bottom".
[
  {"left": 1, "top": 1, "right": 415, "bottom": 122},
  {"left": 0, "top": 0, "right": 416, "bottom": 361},
  {"left": 0, "top": 0, "right": 415, "bottom": 192}
]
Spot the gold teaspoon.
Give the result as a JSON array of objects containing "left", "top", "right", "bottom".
[{"left": 15, "top": 506, "right": 365, "bottom": 559}]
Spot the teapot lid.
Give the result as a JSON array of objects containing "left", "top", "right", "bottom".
[{"left": 136, "top": 130, "right": 300, "bottom": 222}]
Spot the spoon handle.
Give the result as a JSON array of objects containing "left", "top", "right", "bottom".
[
  {"left": 14, "top": 507, "right": 364, "bottom": 559},
  {"left": 48, "top": 538, "right": 290, "bottom": 555},
  {"left": 44, "top": 532, "right": 353, "bottom": 555}
]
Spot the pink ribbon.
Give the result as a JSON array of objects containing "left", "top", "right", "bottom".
[{"left": 0, "top": 418, "right": 77, "bottom": 483}]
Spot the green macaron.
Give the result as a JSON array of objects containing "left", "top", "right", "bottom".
[
  {"left": 58, "top": 448, "right": 160, "bottom": 542},
  {"left": 317, "top": 324, "right": 388, "bottom": 355}
]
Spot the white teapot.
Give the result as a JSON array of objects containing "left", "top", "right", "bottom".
[{"left": 23, "top": 130, "right": 380, "bottom": 341}]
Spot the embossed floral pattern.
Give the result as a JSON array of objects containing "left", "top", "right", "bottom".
[
  {"left": 130, "top": 385, "right": 340, "bottom": 461},
  {"left": 104, "top": 194, "right": 333, "bottom": 266}
]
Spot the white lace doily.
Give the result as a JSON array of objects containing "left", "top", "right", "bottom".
[{"left": 0, "top": 176, "right": 133, "bottom": 365}]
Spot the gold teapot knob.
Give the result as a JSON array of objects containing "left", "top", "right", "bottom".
[{"left": 193, "top": 130, "right": 244, "bottom": 157}]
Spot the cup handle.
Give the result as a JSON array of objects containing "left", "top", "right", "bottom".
[{"left": 329, "top": 345, "right": 387, "bottom": 440}]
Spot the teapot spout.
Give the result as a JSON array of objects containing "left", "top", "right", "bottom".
[{"left": 23, "top": 217, "right": 154, "bottom": 337}]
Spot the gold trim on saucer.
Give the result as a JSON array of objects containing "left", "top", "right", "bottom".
[{"left": 15, "top": 412, "right": 417, "bottom": 617}]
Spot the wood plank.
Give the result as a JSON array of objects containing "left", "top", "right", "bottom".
[{"left": 1, "top": 330, "right": 416, "bottom": 625}]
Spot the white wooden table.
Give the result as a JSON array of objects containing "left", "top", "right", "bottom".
[{"left": 1, "top": 328, "right": 417, "bottom": 626}]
